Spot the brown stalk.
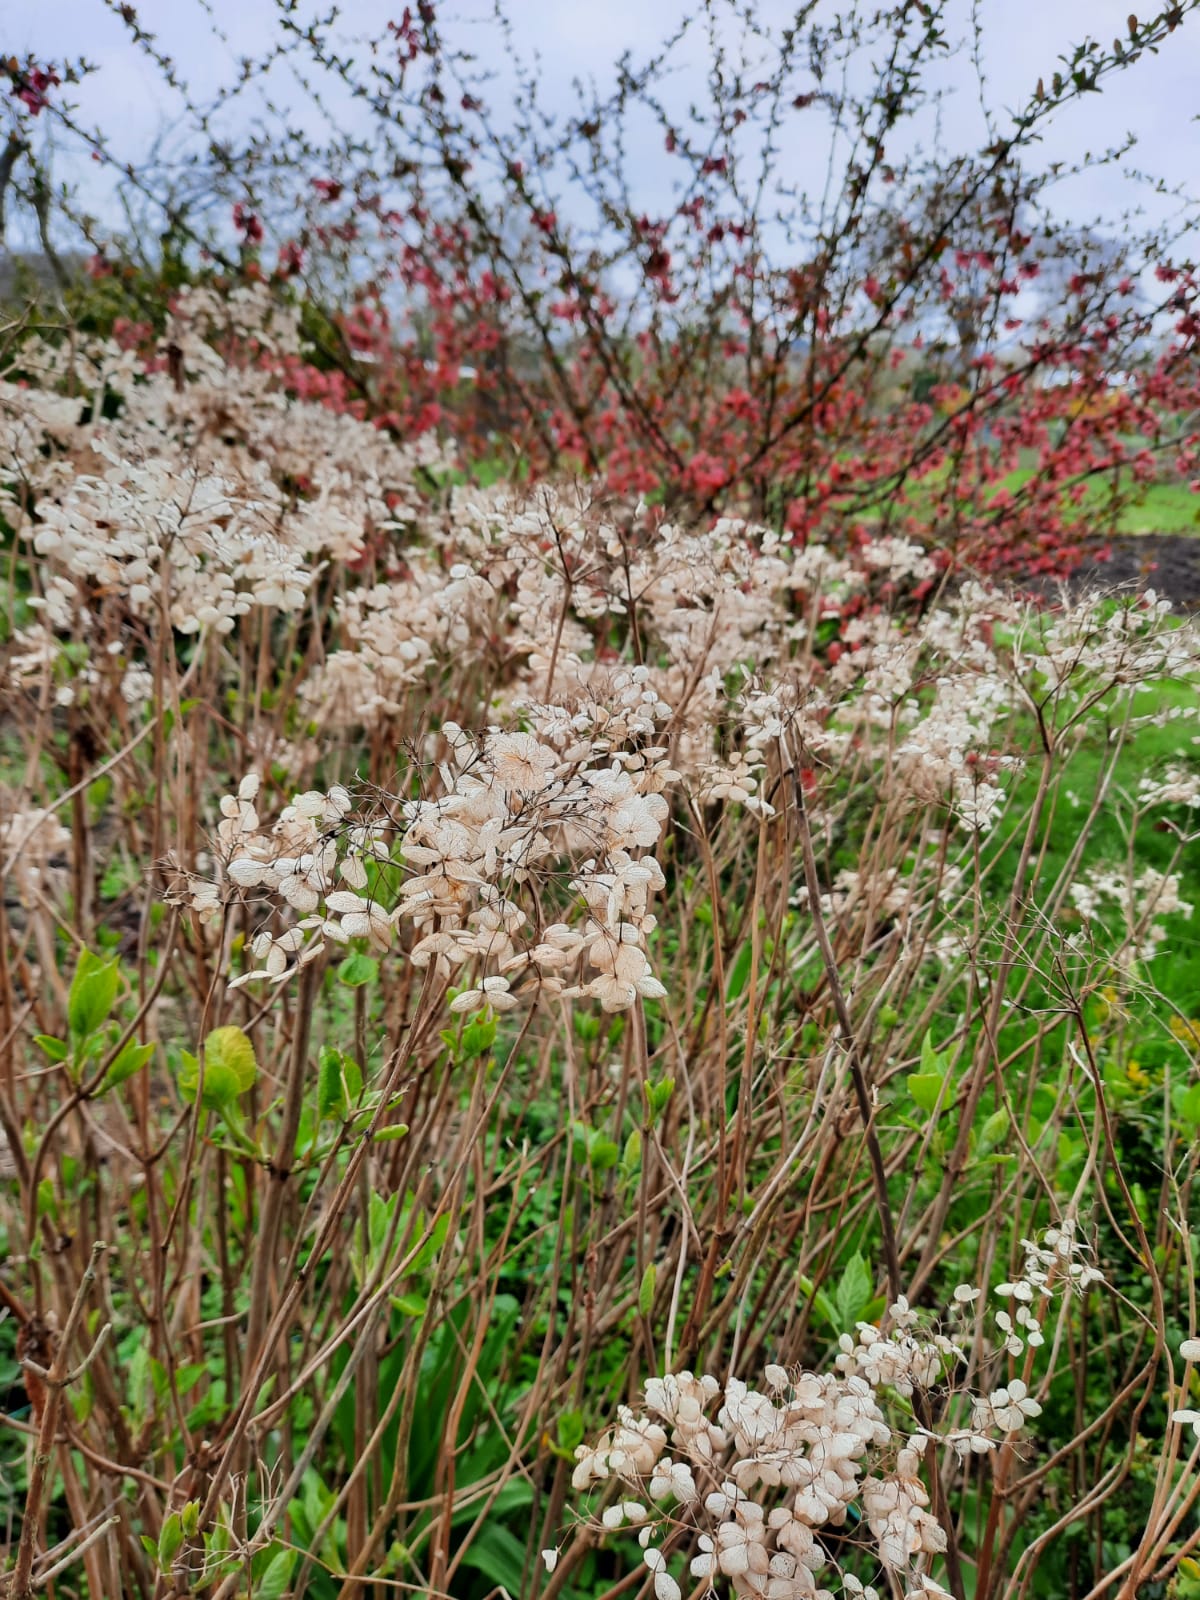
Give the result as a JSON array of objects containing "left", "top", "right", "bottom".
[{"left": 6, "top": 1242, "right": 110, "bottom": 1600}]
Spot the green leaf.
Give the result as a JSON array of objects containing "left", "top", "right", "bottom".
[
  {"left": 643, "top": 1076, "right": 674, "bottom": 1122},
  {"left": 456, "top": 1524, "right": 526, "bottom": 1594},
  {"left": 390, "top": 1293, "right": 427, "bottom": 1317},
  {"left": 100, "top": 1040, "right": 155, "bottom": 1094},
  {"left": 622, "top": 1129, "right": 642, "bottom": 1176},
  {"left": 177, "top": 1051, "right": 222, "bottom": 1110},
  {"left": 574, "top": 1010, "right": 600, "bottom": 1042},
  {"left": 460, "top": 1013, "right": 497, "bottom": 1059},
  {"left": 588, "top": 1136, "right": 619, "bottom": 1171},
  {"left": 977, "top": 1107, "right": 1010, "bottom": 1154},
  {"left": 368, "top": 1191, "right": 395, "bottom": 1259},
  {"left": 797, "top": 1274, "right": 840, "bottom": 1333},
  {"left": 638, "top": 1263, "right": 656, "bottom": 1318},
  {"left": 338, "top": 952, "right": 378, "bottom": 988},
  {"left": 410, "top": 1210, "right": 450, "bottom": 1275},
  {"left": 99, "top": 857, "right": 139, "bottom": 902},
  {"left": 317, "top": 1054, "right": 342, "bottom": 1122},
  {"left": 206, "top": 1026, "right": 257, "bottom": 1092},
  {"left": 1030, "top": 1085, "right": 1056, "bottom": 1124},
  {"left": 258, "top": 1548, "right": 295, "bottom": 1600},
  {"left": 87, "top": 775, "right": 112, "bottom": 817},
  {"left": 343, "top": 1055, "right": 363, "bottom": 1102},
  {"left": 33, "top": 1034, "right": 68, "bottom": 1062},
  {"left": 318, "top": 1045, "right": 357, "bottom": 1122},
  {"left": 206, "top": 1517, "right": 232, "bottom": 1559},
  {"left": 907, "top": 1074, "right": 945, "bottom": 1114},
  {"left": 372, "top": 1123, "right": 409, "bottom": 1142},
  {"left": 725, "top": 939, "right": 754, "bottom": 1003},
  {"left": 448, "top": 1476, "right": 533, "bottom": 1528},
  {"left": 174, "top": 1365, "right": 208, "bottom": 1398},
  {"left": 556, "top": 1409, "right": 585, "bottom": 1452},
  {"left": 157, "top": 1512, "right": 183, "bottom": 1572},
  {"left": 68, "top": 948, "right": 120, "bottom": 1039},
  {"left": 179, "top": 1026, "right": 258, "bottom": 1111},
  {"left": 920, "top": 1029, "right": 946, "bottom": 1076},
  {"left": 835, "top": 1252, "right": 873, "bottom": 1331}
]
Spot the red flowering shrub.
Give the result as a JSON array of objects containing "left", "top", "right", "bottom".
[{"left": 5, "top": 7, "right": 1200, "bottom": 583}]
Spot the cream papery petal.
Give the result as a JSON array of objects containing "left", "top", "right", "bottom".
[
  {"left": 281, "top": 878, "right": 320, "bottom": 912},
  {"left": 339, "top": 855, "right": 369, "bottom": 889},
  {"left": 325, "top": 890, "right": 368, "bottom": 915},
  {"left": 227, "top": 858, "right": 267, "bottom": 887}
]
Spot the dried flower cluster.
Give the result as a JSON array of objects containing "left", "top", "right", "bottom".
[
  {"left": 1070, "top": 865, "right": 1195, "bottom": 965},
  {"left": 5, "top": 284, "right": 1197, "bottom": 1017},
  {"left": 3, "top": 257, "right": 1200, "bottom": 1600},
  {"left": 3, "top": 284, "right": 445, "bottom": 671},
  {"left": 564, "top": 1269, "right": 1084, "bottom": 1600}
]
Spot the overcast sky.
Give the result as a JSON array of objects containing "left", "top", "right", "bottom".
[{"left": 10, "top": 0, "right": 1200, "bottom": 252}]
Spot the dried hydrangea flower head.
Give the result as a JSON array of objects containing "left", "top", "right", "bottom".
[{"left": 567, "top": 1255, "right": 1106, "bottom": 1599}]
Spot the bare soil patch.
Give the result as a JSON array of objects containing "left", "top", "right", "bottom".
[{"left": 1067, "top": 534, "right": 1200, "bottom": 609}]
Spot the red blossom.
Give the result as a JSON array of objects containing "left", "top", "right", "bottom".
[{"left": 10, "top": 63, "right": 59, "bottom": 116}]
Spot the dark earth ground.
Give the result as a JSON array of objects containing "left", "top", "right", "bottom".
[{"left": 1066, "top": 534, "right": 1200, "bottom": 608}]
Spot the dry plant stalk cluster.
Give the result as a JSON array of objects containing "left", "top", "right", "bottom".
[{"left": 0, "top": 286, "right": 1198, "bottom": 1600}]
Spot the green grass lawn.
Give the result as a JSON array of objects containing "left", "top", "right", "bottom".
[
  {"left": 991, "top": 672, "right": 1200, "bottom": 1056},
  {"left": 854, "top": 442, "right": 1200, "bottom": 535},
  {"left": 1111, "top": 481, "right": 1200, "bottom": 533},
  {"left": 995, "top": 468, "right": 1200, "bottom": 534}
]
